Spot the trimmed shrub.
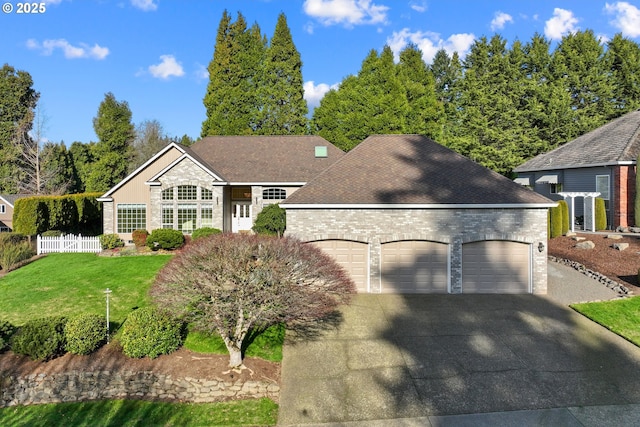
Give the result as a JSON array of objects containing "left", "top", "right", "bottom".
[
  {"left": 11, "top": 316, "right": 68, "bottom": 360},
  {"left": 595, "top": 197, "right": 608, "bottom": 231},
  {"left": 42, "top": 230, "right": 64, "bottom": 237},
  {"left": 191, "top": 227, "right": 222, "bottom": 240},
  {"left": 119, "top": 307, "right": 184, "bottom": 359},
  {"left": 0, "top": 240, "right": 35, "bottom": 271},
  {"left": 549, "top": 202, "right": 563, "bottom": 238},
  {"left": 100, "top": 233, "right": 124, "bottom": 250},
  {"left": 0, "top": 320, "right": 16, "bottom": 352},
  {"left": 559, "top": 200, "right": 570, "bottom": 235},
  {"left": 13, "top": 197, "right": 49, "bottom": 235},
  {"left": 252, "top": 204, "right": 286, "bottom": 237},
  {"left": 132, "top": 229, "right": 149, "bottom": 247},
  {"left": 65, "top": 313, "right": 106, "bottom": 355},
  {"left": 146, "top": 229, "right": 185, "bottom": 251}
]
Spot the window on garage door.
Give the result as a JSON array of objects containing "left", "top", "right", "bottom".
[
  {"left": 462, "top": 240, "right": 531, "bottom": 293},
  {"left": 381, "top": 240, "right": 449, "bottom": 293},
  {"left": 310, "top": 240, "right": 368, "bottom": 293}
]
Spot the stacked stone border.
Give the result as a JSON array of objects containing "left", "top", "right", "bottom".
[
  {"left": 549, "top": 256, "right": 632, "bottom": 296},
  {"left": 0, "top": 370, "right": 280, "bottom": 407}
]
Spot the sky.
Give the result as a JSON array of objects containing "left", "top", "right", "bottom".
[{"left": 2, "top": 0, "right": 640, "bottom": 145}]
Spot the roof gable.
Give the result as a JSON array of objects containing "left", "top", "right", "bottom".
[
  {"left": 0, "top": 194, "right": 28, "bottom": 207},
  {"left": 516, "top": 109, "right": 640, "bottom": 172},
  {"left": 189, "top": 135, "right": 344, "bottom": 183},
  {"left": 283, "top": 135, "right": 552, "bottom": 206}
]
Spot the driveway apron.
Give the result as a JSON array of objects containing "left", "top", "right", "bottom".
[{"left": 277, "top": 292, "right": 640, "bottom": 425}]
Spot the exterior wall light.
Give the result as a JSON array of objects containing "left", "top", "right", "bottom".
[{"left": 538, "top": 242, "right": 545, "bottom": 252}]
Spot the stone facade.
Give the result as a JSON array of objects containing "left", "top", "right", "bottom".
[
  {"left": 285, "top": 207, "right": 549, "bottom": 294},
  {"left": 0, "top": 370, "right": 279, "bottom": 407}
]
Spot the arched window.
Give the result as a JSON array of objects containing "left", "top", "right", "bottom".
[{"left": 263, "top": 188, "right": 286, "bottom": 200}]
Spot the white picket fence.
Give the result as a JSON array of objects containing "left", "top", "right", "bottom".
[{"left": 37, "top": 234, "right": 101, "bottom": 255}]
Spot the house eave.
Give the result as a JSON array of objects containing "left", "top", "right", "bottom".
[
  {"left": 97, "top": 197, "right": 113, "bottom": 202},
  {"left": 281, "top": 203, "right": 557, "bottom": 209},
  {"left": 229, "top": 182, "right": 307, "bottom": 186},
  {"left": 516, "top": 160, "right": 635, "bottom": 173}
]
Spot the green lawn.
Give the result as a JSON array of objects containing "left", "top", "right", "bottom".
[
  {"left": 572, "top": 296, "right": 640, "bottom": 346},
  {"left": 0, "top": 398, "right": 278, "bottom": 427},
  {"left": 0, "top": 253, "right": 172, "bottom": 326}
]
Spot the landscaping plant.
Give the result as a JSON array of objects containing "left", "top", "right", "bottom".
[
  {"left": 252, "top": 204, "right": 286, "bottom": 237},
  {"left": 595, "top": 197, "right": 607, "bottom": 230},
  {"left": 0, "top": 320, "right": 16, "bottom": 351},
  {"left": 151, "top": 233, "right": 356, "bottom": 369},
  {"left": 11, "top": 316, "right": 68, "bottom": 360},
  {"left": 0, "top": 238, "right": 34, "bottom": 271},
  {"left": 65, "top": 313, "right": 106, "bottom": 355},
  {"left": 119, "top": 307, "right": 185, "bottom": 358},
  {"left": 146, "top": 229, "right": 185, "bottom": 251},
  {"left": 132, "top": 229, "right": 149, "bottom": 247},
  {"left": 99, "top": 233, "right": 124, "bottom": 250},
  {"left": 191, "top": 227, "right": 222, "bottom": 240}
]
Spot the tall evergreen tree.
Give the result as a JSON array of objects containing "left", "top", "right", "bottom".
[
  {"left": 0, "top": 64, "right": 40, "bottom": 193},
  {"left": 258, "top": 13, "right": 308, "bottom": 134},
  {"left": 201, "top": 11, "right": 266, "bottom": 136},
  {"left": 551, "top": 30, "right": 614, "bottom": 137},
  {"left": 87, "top": 92, "right": 134, "bottom": 192},
  {"left": 606, "top": 33, "right": 640, "bottom": 115},
  {"left": 396, "top": 44, "right": 444, "bottom": 140}
]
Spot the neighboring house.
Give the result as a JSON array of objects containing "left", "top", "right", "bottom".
[
  {"left": 281, "top": 135, "right": 555, "bottom": 294},
  {"left": 98, "top": 136, "right": 344, "bottom": 243},
  {"left": 515, "top": 109, "right": 640, "bottom": 229},
  {"left": 0, "top": 194, "right": 28, "bottom": 232}
]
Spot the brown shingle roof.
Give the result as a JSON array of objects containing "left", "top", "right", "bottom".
[
  {"left": 282, "top": 135, "right": 552, "bottom": 205},
  {"left": 515, "top": 109, "right": 640, "bottom": 172},
  {"left": 188, "top": 135, "right": 344, "bottom": 182}
]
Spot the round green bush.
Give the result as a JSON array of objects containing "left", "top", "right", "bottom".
[
  {"left": 120, "top": 307, "right": 184, "bottom": 359},
  {"left": 191, "top": 227, "right": 222, "bottom": 240},
  {"left": 99, "top": 233, "right": 124, "bottom": 250},
  {"left": 146, "top": 229, "right": 185, "bottom": 251},
  {"left": 0, "top": 320, "right": 16, "bottom": 352},
  {"left": 65, "top": 313, "right": 106, "bottom": 355},
  {"left": 11, "top": 316, "right": 67, "bottom": 360}
]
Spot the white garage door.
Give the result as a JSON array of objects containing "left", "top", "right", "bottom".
[
  {"left": 381, "top": 240, "right": 449, "bottom": 293},
  {"left": 462, "top": 241, "right": 531, "bottom": 293},
  {"left": 311, "top": 240, "right": 369, "bottom": 292}
]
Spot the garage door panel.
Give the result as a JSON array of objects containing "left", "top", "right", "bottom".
[
  {"left": 462, "top": 241, "right": 531, "bottom": 293},
  {"left": 381, "top": 241, "right": 449, "bottom": 294},
  {"left": 311, "top": 240, "right": 368, "bottom": 292}
]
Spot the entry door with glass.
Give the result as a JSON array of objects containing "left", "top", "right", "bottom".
[{"left": 232, "top": 202, "right": 252, "bottom": 233}]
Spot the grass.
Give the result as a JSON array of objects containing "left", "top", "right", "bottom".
[
  {"left": 572, "top": 296, "right": 640, "bottom": 346},
  {"left": 0, "top": 398, "right": 278, "bottom": 427},
  {"left": 0, "top": 253, "right": 171, "bottom": 326}
]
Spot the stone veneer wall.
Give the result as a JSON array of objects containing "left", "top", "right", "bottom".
[
  {"left": 0, "top": 370, "right": 279, "bottom": 407},
  {"left": 285, "top": 207, "right": 549, "bottom": 294}
]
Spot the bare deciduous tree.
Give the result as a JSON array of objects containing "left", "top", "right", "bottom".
[{"left": 151, "top": 234, "right": 356, "bottom": 369}]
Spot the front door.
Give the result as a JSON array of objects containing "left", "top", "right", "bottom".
[{"left": 232, "top": 202, "right": 252, "bottom": 233}]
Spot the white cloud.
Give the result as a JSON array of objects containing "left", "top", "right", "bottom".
[
  {"left": 304, "top": 81, "right": 339, "bottom": 108},
  {"left": 544, "top": 8, "right": 579, "bottom": 40},
  {"left": 386, "top": 29, "right": 475, "bottom": 64},
  {"left": 148, "top": 55, "right": 185, "bottom": 79},
  {"left": 605, "top": 2, "right": 640, "bottom": 37},
  {"left": 410, "top": 1, "right": 427, "bottom": 13},
  {"left": 131, "top": 0, "right": 158, "bottom": 11},
  {"left": 26, "top": 38, "right": 109, "bottom": 60},
  {"left": 303, "top": 0, "right": 389, "bottom": 27},
  {"left": 490, "top": 12, "right": 513, "bottom": 31}
]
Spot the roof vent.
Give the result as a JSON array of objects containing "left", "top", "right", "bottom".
[{"left": 315, "top": 146, "right": 328, "bottom": 158}]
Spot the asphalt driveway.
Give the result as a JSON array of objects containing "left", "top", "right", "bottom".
[{"left": 278, "top": 263, "right": 640, "bottom": 426}]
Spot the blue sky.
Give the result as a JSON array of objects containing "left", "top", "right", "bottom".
[{"left": 2, "top": 0, "right": 640, "bottom": 145}]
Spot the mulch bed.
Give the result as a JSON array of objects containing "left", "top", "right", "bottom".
[{"left": 548, "top": 232, "right": 640, "bottom": 293}]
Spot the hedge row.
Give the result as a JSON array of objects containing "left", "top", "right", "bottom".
[{"left": 13, "top": 193, "right": 102, "bottom": 236}]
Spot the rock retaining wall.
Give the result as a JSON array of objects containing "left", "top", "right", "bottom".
[
  {"left": 549, "top": 256, "right": 632, "bottom": 296},
  {"left": 0, "top": 370, "right": 279, "bottom": 407}
]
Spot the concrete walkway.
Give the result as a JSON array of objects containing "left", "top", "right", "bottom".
[{"left": 278, "top": 262, "right": 640, "bottom": 426}]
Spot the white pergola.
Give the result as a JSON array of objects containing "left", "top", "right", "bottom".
[{"left": 558, "top": 192, "right": 601, "bottom": 232}]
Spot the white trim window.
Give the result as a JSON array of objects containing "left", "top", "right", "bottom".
[
  {"left": 263, "top": 188, "right": 287, "bottom": 200},
  {"left": 161, "top": 186, "right": 216, "bottom": 233},
  {"left": 0, "top": 204, "right": 5, "bottom": 214},
  {"left": 550, "top": 183, "right": 563, "bottom": 194},
  {"left": 596, "top": 175, "right": 610, "bottom": 210},
  {"left": 117, "top": 204, "right": 147, "bottom": 233}
]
